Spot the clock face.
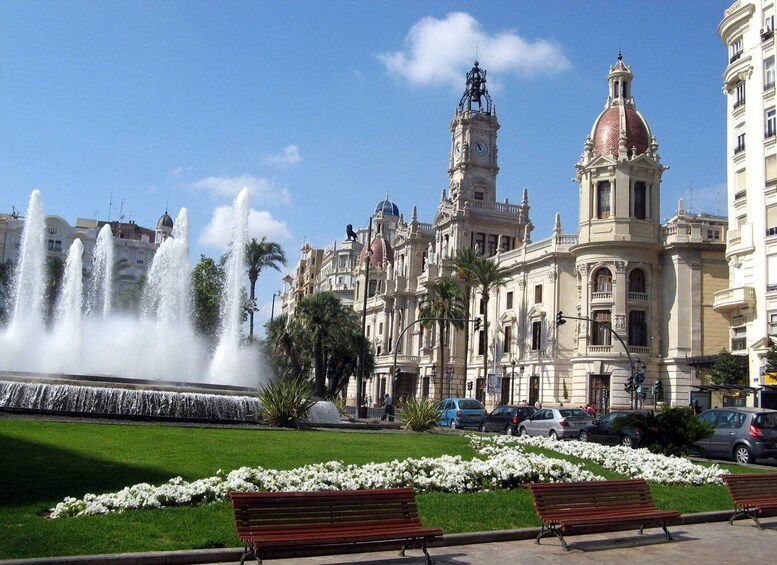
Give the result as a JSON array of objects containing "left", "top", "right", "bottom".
[
  {"left": 473, "top": 140, "right": 489, "bottom": 157},
  {"left": 454, "top": 142, "right": 462, "bottom": 160}
]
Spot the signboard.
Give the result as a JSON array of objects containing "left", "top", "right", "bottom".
[
  {"left": 487, "top": 373, "right": 501, "bottom": 395},
  {"left": 765, "top": 372, "right": 777, "bottom": 385},
  {"left": 635, "top": 373, "right": 645, "bottom": 385}
]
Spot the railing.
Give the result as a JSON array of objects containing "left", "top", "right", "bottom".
[
  {"left": 767, "top": 227, "right": 777, "bottom": 237},
  {"left": 628, "top": 292, "right": 648, "bottom": 301},
  {"left": 767, "top": 129, "right": 776, "bottom": 139},
  {"left": 628, "top": 346, "right": 651, "bottom": 356},
  {"left": 767, "top": 81, "right": 776, "bottom": 91},
  {"left": 730, "top": 51, "right": 742, "bottom": 64},
  {"left": 466, "top": 199, "right": 522, "bottom": 214},
  {"left": 591, "top": 292, "right": 613, "bottom": 301},
  {"left": 588, "top": 345, "right": 612, "bottom": 354},
  {"left": 735, "top": 189, "right": 747, "bottom": 200},
  {"left": 735, "top": 142, "right": 746, "bottom": 154},
  {"left": 732, "top": 337, "right": 747, "bottom": 351},
  {"left": 417, "top": 222, "right": 434, "bottom": 232},
  {"left": 768, "top": 283, "right": 777, "bottom": 292},
  {"left": 734, "top": 97, "right": 746, "bottom": 109},
  {"left": 767, "top": 179, "right": 777, "bottom": 188}
]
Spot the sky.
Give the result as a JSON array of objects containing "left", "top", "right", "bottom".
[{"left": 0, "top": 0, "right": 732, "bottom": 332}]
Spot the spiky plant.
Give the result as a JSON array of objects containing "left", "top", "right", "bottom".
[
  {"left": 400, "top": 397, "right": 442, "bottom": 432},
  {"left": 256, "top": 377, "right": 317, "bottom": 428}
]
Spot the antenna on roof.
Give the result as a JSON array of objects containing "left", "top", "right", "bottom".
[{"left": 689, "top": 180, "right": 695, "bottom": 214}]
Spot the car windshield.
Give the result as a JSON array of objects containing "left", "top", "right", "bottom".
[
  {"left": 458, "top": 399, "right": 484, "bottom": 410},
  {"left": 559, "top": 409, "right": 589, "bottom": 418},
  {"left": 754, "top": 412, "right": 777, "bottom": 429}
]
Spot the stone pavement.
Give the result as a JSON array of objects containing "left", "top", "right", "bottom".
[{"left": 213, "top": 518, "right": 777, "bottom": 565}]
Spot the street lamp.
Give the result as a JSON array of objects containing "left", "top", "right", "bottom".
[
  {"left": 633, "top": 358, "right": 646, "bottom": 408},
  {"left": 502, "top": 360, "right": 519, "bottom": 405},
  {"left": 270, "top": 290, "right": 282, "bottom": 321},
  {"left": 446, "top": 366, "right": 454, "bottom": 398}
]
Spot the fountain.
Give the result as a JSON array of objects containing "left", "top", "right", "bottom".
[{"left": 0, "top": 189, "right": 264, "bottom": 422}]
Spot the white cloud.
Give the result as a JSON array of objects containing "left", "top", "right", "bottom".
[
  {"left": 199, "top": 205, "right": 293, "bottom": 249},
  {"left": 264, "top": 145, "right": 302, "bottom": 168},
  {"left": 378, "top": 12, "right": 570, "bottom": 89},
  {"left": 190, "top": 175, "right": 291, "bottom": 205}
]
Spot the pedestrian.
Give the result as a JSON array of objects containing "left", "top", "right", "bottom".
[
  {"left": 585, "top": 403, "right": 596, "bottom": 416},
  {"left": 381, "top": 393, "right": 395, "bottom": 421},
  {"left": 534, "top": 399, "right": 542, "bottom": 410}
]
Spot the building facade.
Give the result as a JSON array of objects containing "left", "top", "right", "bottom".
[{"left": 282, "top": 58, "right": 729, "bottom": 411}]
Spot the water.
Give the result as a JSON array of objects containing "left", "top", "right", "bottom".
[{"left": 0, "top": 189, "right": 263, "bottom": 390}]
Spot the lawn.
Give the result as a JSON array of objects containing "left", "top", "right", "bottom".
[{"left": 0, "top": 417, "right": 756, "bottom": 560}]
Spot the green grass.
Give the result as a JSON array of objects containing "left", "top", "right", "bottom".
[{"left": 0, "top": 418, "right": 767, "bottom": 559}]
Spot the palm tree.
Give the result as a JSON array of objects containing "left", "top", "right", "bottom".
[
  {"left": 469, "top": 255, "right": 511, "bottom": 391},
  {"left": 449, "top": 247, "right": 480, "bottom": 385},
  {"left": 265, "top": 313, "right": 306, "bottom": 380},
  {"left": 418, "top": 277, "right": 466, "bottom": 398},
  {"left": 297, "top": 291, "right": 343, "bottom": 396},
  {"left": 245, "top": 237, "right": 286, "bottom": 339}
]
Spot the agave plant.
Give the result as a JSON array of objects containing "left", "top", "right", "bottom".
[
  {"left": 400, "top": 397, "right": 442, "bottom": 432},
  {"left": 256, "top": 377, "right": 317, "bottom": 428}
]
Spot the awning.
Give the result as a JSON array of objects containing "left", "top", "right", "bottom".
[{"left": 691, "top": 384, "right": 760, "bottom": 394}]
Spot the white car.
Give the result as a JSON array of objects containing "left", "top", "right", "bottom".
[{"left": 518, "top": 408, "right": 594, "bottom": 440}]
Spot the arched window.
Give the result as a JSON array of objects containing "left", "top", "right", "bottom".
[
  {"left": 594, "top": 268, "right": 612, "bottom": 293},
  {"left": 629, "top": 269, "right": 646, "bottom": 294}
]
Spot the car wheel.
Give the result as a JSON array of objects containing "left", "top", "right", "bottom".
[
  {"left": 519, "top": 427, "right": 528, "bottom": 436},
  {"left": 734, "top": 444, "right": 755, "bottom": 464},
  {"left": 479, "top": 424, "right": 486, "bottom": 432},
  {"left": 621, "top": 435, "right": 634, "bottom": 448},
  {"left": 505, "top": 426, "right": 514, "bottom": 436},
  {"left": 578, "top": 431, "right": 589, "bottom": 442},
  {"left": 550, "top": 430, "right": 559, "bottom": 441},
  {"left": 450, "top": 419, "right": 457, "bottom": 430}
]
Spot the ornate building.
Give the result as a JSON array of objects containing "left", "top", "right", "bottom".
[{"left": 282, "top": 57, "right": 729, "bottom": 411}]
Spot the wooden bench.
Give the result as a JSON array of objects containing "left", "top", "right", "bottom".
[
  {"left": 527, "top": 479, "right": 680, "bottom": 550},
  {"left": 229, "top": 488, "right": 443, "bottom": 564},
  {"left": 722, "top": 473, "right": 777, "bottom": 528}
]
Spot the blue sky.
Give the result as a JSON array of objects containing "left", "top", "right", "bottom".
[{"left": 1, "top": 0, "right": 731, "bottom": 329}]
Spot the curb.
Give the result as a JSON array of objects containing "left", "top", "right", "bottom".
[{"left": 0, "top": 510, "right": 737, "bottom": 565}]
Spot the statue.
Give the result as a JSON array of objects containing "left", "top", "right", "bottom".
[{"left": 346, "top": 224, "right": 357, "bottom": 241}]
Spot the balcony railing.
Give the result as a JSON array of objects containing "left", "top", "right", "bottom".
[
  {"left": 735, "top": 189, "right": 747, "bottom": 200},
  {"left": 735, "top": 142, "right": 746, "bottom": 154},
  {"left": 767, "top": 129, "right": 777, "bottom": 139},
  {"left": 767, "top": 178, "right": 777, "bottom": 188},
  {"left": 767, "top": 283, "right": 777, "bottom": 292},
  {"left": 767, "top": 81, "right": 776, "bottom": 91},
  {"left": 734, "top": 98, "right": 746, "bottom": 109},
  {"left": 628, "top": 346, "right": 651, "bottom": 356},
  {"left": 588, "top": 345, "right": 612, "bottom": 354},
  {"left": 628, "top": 292, "right": 648, "bottom": 301},
  {"left": 730, "top": 51, "right": 743, "bottom": 63},
  {"left": 713, "top": 286, "right": 756, "bottom": 313},
  {"left": 591, "top": 292, "right": 613, "bottom": 301},
  {"left": 767, "top": 227, "right": 777, "bottom": 237}
]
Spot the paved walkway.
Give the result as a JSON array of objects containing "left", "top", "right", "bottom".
[{"left": 214, "top": 518, "right": 777, "bottom": 565}]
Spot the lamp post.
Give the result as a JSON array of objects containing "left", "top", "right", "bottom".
[
  {"left": 270, "top": 290, "right": 282, "bottom": 321},
  {"left": 633, "top": 358, "right": 646, "bottom": 408},
  {"left": 356, "top": 218, "right": 373, "bottom": 419},
  {"left": 501, "top": 359, "right": 518, "bottom": 405},
  {"left": 446, "top": 366, "right": 454, "bottom": 398}
]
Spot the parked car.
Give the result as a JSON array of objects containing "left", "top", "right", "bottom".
[
  {"left": 693, "top": 407, "right": 777, "bottom": 464},
  {"left": 518, "top": 407, "right": 594, "bottom": 440},
  {"left": 480, "top": 405, "right": 536, "bottom": 435},
  {"left": 437, "top": 398, "right": 486, "bottom": 430},
  {"left": 578, "top": 410, "right": 651, "bottom": 448}
]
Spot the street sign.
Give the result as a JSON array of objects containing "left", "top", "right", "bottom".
[
  {"left": 487, "top": 373, "right": 501, "bottom": 395},
  {"left": 635, "top": 373, "right": 645, "bottom": 385}
]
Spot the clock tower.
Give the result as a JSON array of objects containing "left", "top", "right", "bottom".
[{"left": 448, "top": 61, "right": 500, "bottom": 203}]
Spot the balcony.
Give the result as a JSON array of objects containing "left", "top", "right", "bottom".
[
  {"left": 628, "top": 292, "right": 648, "bottom": 302},
  {"left": 713, "top": 286, "right": 756, "bottom": 313},
  {"left": 629, "top": 346, "right": 651, "bottom": 356},
  {"left": 734, "top": 98, "right": 746, "bottom": 109},
  {"left": 768, "top": 129, "right": 777, "bottom": 139},
  {"left": 730, "top": 51, "right": 743, "bottom": 64},
  {"left": 767, "top": 81, "right": 776, "bottom": 92},
  {"left": 588, "top": 345, "right": 612, "bottom": 354},
  {"left": 734, "top": 142, "right": 746, "bottom": 154},
  {"left": 767, "top": 227, "right": 777, "bottom": 237},
  {"left": 591, "top": 292, "right": 613, "bottom": 302},
  {"left": 767, "top": 178, "right": 777, "bottom": 189},
  {"left": 734, "top": 189, "right": 747, "bottom": 200}
]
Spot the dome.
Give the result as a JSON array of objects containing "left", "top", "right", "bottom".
[
  {"left": 359, "top": 236, "right": 394, "bottom": 267},
  {"left": 592, "top": 106, "right": 650, "bottom": 157},
  {"left": 157, "top": 211, "right": 174, "bottom": 229},
  {"left": 374, "top": 198, "right": 400, "bottom": 216}
]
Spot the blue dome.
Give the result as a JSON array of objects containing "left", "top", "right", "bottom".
[{"left": 375, "top": 199, "right": 399, "bottom": 216}]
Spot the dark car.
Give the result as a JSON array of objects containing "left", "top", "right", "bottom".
[
  {"left": 480, "top": 405, "right": 537, "bottom": 435},
  {"left": 693, "top": 407, "right": 777, "bottom": 464},
  {"left": 578, "top": 410, "right": 650, "bottom": 448}
]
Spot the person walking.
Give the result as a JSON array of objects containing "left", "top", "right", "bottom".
[{"left": 381, "top": 393, "right": 395, "bottom": 421}]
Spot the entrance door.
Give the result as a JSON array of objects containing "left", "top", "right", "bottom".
[
  {"left": 501, "top": 375, "right": 511, "bottom": 405},
  {"left": 588, "top": 374, "right": 610, "bottom": 413},
  {"left": 529, "top": 375, "right": 540, "bottom": 406}
]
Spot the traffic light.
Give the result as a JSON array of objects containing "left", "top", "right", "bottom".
[
  {"left": 393, "top": 367, "right": 401, "bottom": 385},
  {"left": 474, "top": 317, "right": 482, "bottom": 331},
  {"left": 626, "top": 374, "right": 635, "bottom": 391},
  {"left": 556, "top": 311, "right": 566, "bottom": 326}
]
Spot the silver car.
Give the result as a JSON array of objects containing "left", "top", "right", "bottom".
[{"left": 518, "top": 407, "right": 594, "bottom": 440}]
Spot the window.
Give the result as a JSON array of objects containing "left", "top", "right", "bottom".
[
  {"left": 765, "top": 10, "right": 775, "bottom": 37},
  {"left": 768, "top": 155, "right": 777, "bottom": 186},
  {"left": 730, "top": 36, "right": 743, "bottom": 62},
  {"left": 767, "top": 108, "right": 776, "bottom": 138},
  {"left": 47, "top": 239, "right": 62, "bottom": 252},
  {"left": 734, "top": 81, "right": 746, "bottom": 108},
  {"left": 531, "top": 321, "right": 542, "bottom": 351},
  {"left": 735, "top": 169, "right": 747, "bottom": 200},
  {"left": 506, "top": 291, "right": 513, "bottom": 310},
  {"left": 591, "top": 311, "right": 612, "bottom": 346},
  {"left": 594, "top": 268, "right": 612, "bottom": 293},
  {"left": 534, "top": 284, "right": 543, "bottom": 304},
  {"left": 597, "top": 181, "right": 611, "bottom": 218},
  {"left": 478, "top": 330, "right": 485, "bottom": 355},
  {"left": 766, "top": 57, "right": 776, "bottom": 90},
  {"left": 735, "top": 123, "right": 746, "bottom": 153},
  {"left": 479, "top": 298, "right": 485, "bottom": 315},
  {"left": 768, "top": 254, "right": 777, "bottom": 290},
  {"left": 487, "top": 234, "right": 498, "bottom": 256},
  {"left": 707, "top": 229, "right": 721, "bottom": 240},
  {"left": 474, "top": 192, "right": 484, "bottom": 200},
  {"left": 629, "top": 269, "right": 646, "bottom": 294},
  {"left": 368, "top": 279, "right": 378, "bottom": 297},
  {"left": 474, "top": 233, "right": 486, "bottom": 254},
  {"left": 628, "top": 310, "right": 647, "bottom": 347},
  {"left": 633, "top": 181, "right": 646, "bottom": 219},
  {"left": 366, "top": 325, "right": 371, "bottom": 338},
  {"left": 503, "top": 325, "right": 511, "bottom": 353},
  {"left": 47, "top": 227, "right": 57, "bottom": 235},
  {"left": 768, "top": 207, "right": 777, "bottom": 237}
]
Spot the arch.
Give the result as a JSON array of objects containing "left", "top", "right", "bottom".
[
  {"left": 628, "top": 268, "right": 646, "bottom": 294},
  {"left": 593, "top": 267, "right": 612, "bottom": 293}
]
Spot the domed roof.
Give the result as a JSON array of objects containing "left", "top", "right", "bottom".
[
  {"left": 359, "top": 236, "right": 394, "bottom": 267},
  {"left": 374, "top": 198, "right": 399, "bottom": 216},
  {"left": 592, "top": 106, "right": 650, "bottom": 157},
  {"left": 157, "top": 211, "right": 174, "bottom": 229}
]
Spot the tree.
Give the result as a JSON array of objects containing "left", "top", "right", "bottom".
[
  {"left": 191, "top": 255, "right": 225, "bottom": 344},
  {"left": 264, "top": 313, "right": 307, "bottom": 380},
  {"left": 613, "top": 406, "right": 714, "bottom": 456},
  {"left": 767, "top": 340, "right": 777, "bottom": 373},
  {"left": 115, "top": 275, "right": 146, "bottom": 313},
  {"left": 418, "top": 277, "right": 466, "bottom": 398},
  {"left": 448, "top": 247, "right": 480, "bottom": 384},
  {"left": 297, "top": 291, "right": 344, "bottom": 397},
  {"left": 245, "top": 237, "right": 286, "bottom": 339},
  {"left": 468, "top": 255, "right": 511, "bottom": 387},
  {"left": 708, "top": 350, "right": 747, "bottom": 385}
]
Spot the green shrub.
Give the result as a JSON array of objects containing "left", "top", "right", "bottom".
[
  {"left": 613, "top": 406, "right": 713, "bottom": 456},
  {"left": 256, "top": 377, "right": 317, "bottom": 428},
  {"left": 400, "top": 397, "right": 442, "bottom": 432},
  {"left": 328, "top": 394, "right": 349, "bottom": 417}
]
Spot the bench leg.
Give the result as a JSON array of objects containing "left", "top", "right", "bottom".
[
  {"left": 421, "top": 543, "right": 433, "bottom": 564},
  {"left": 240, "top": 544, "right": 260, "bottom": 565},
  {"left": 536, "top": 524, "right": 567, "bottom": 551},
  {"left": 399, "top": 543, "right": 406, "bottom": 556},
  {"left": 730, "top": 507, "right": 763, "bottom": 529}
]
